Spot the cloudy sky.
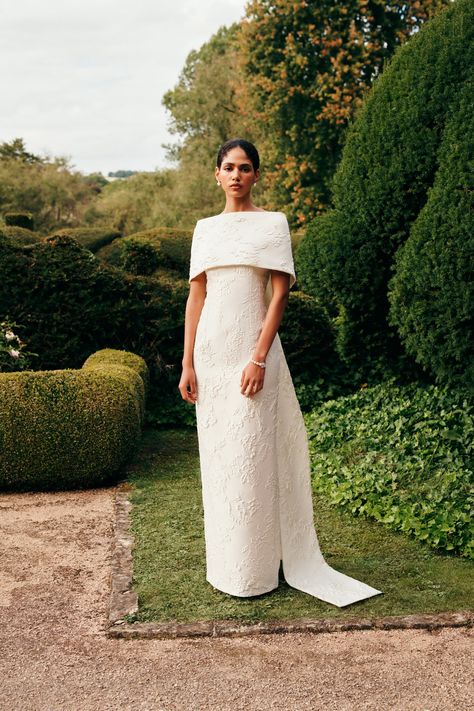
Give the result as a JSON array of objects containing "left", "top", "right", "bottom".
[{"left": 1, "top": 0, "right": 246, "bottom": 175}]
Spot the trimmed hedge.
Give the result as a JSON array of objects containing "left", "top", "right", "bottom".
[
  {"left": 4, "top": 211, "right": 34, "bottom": 230},
  {"left": 98, "top": 226, "right": 303, "bottom": 282},
  {"left": 388, "top": 78, "right": 474, "bottom": 391},
  {"left": 1, "top": 225, "right": 42, "bottom": 246},
  {"left": 296, "top": 0, "right": 474, "bottom": 384},
  {"left": 96, "top": 227, "right": 192, "bottom": 278},
  {"left": 280, "top": 290, "right": 352, "bottom": 410},
  {"left": 305, "top": 380, "right": 474, "bottom": 559},
  {"left": 48, "top": 226, "right": 121, "bottom": 253},
  {"left": 0, "top": 229, "right": 352, "bottom": 426},
  {"left": 0, "top": 232, "right": 191, "bottom": 425},
  {"left": 0, "top": 348, "right": 148, "bottom": 492}
]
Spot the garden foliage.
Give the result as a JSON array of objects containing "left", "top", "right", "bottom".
[
  {"left": 48, "top": 226, "right": 121, "bottom": 253},
  {"left": 305, "top": 381, "right": 474, "bottom": 559},
  {"left": 96, "top": 227, "right": 193, "bottom": 278},
  {"left": 388, "top": 77, "right": 474, "bottom": 391},
  {"left": 0, "top": 348, "right": 148, "bottom": 491},
  {"left": 241, "top": 0, "right": 449, "bottom": 225},
  {"left": 0, "top": 230, "right": 339, "bottom": 424},
  {"left": 297, "top": 0, "right": 474, "bottom": 387}
]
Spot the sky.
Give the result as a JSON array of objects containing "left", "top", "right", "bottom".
[{"left": 0, "top": 0, "right": 247, "bottom": 175}]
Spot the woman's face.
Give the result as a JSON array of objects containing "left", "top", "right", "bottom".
[{"left": 215, "top": 146, "right": 259, "bottom": 199}]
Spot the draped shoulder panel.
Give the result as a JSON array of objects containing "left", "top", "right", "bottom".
[{"left": 189, "top": 211, "right": 296, "bottom": 288}]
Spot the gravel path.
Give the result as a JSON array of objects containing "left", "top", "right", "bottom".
[{"left": 0, "top": 486, "right": 472, "bottom": 711}]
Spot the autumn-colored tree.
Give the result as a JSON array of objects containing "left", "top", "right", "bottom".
[{"left": 241, "top": 0, "right": 452, "bottom": 226}]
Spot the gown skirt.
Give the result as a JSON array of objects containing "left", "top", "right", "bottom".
[{"left": 193, "top": 263, "right": 382, "bottom": 607}]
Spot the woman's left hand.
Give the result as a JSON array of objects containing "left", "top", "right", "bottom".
[{"left": 240, "top": 362, "right": 265, "bottom": 397}]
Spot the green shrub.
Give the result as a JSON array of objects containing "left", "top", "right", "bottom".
[
  {"left": 96, "top": 227, "right": 192, "bottom": 278},
  {"left": 83, "top": 347, "right": 150, "bottom": 419},
  {"left": 48, "top": 226, "right": 121, "bottom": 252},
  {"left": 297, "top": 0, "right": 474, "bottom": 383},
  {"left": 305, "top": 380, "right": 474, "bottom": 558},
  {"left": 0, "top": 228, "right": 354, "bottom": 426},
  {"left": 0, "top": 233, "right": 191, "bottom": 426},
  {"left": 4, "top": 211, "right": 34, "bottom": 230},
  {"left": 388, "top": 79, "right": 474, "bottom": 392},
  {"left": 121, "top": 238, "right": 161, "bottom": 275},
  {"left": 1, "top": 225, "right": 42, "bottom": 246},
  {"left": 280, "top": 290, "right": 352, "bottom": 409},
  {"left": 0, "top": 348, "right": 148, "bottom": 492}
]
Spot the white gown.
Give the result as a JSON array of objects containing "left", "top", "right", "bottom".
[{"left": 189, "top": 211, "right": 382, "bottom": 607}]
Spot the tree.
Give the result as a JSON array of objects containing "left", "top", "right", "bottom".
[
  {"left": 0, "top": 138, "right": 101, "bottom": 232},
  {"left": 241, "top": 0, "right": 451, "bottom": 226},
  {"left": 0, "top": 137, "right": 43, "bottom": 164}
]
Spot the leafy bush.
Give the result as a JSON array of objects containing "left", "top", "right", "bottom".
[
  {"left": 388, "top": 78, "right": 474, "bottom": 392},
  {"left": 305, "top": 381, "right": 474, "bottom": 558},
  {"left": 121, "top": 238, "right": 161, "bottom": 276},
  {"left": 1, "top": 225, "right": 42, "bottom": 246},
  {"left": 96, "top": 227, "right": 192, "bottom": 278},
  {"left": 0, "top": 348, "right": 148, "bottom": 492},
  {"left": 280, "top": 290, "right": 353, "bottom": 409},
  {"left": 48, "top": 226, "right": 121, "bottom": 252},
  {"left": 0, "top": 232, "right": 190, "bottom": 426},
  {"left": 297, "top": 0, "right": 474, "bottom": 383},
  {"left": 4, "top": 211, "right": 34, "bottom": 229}
]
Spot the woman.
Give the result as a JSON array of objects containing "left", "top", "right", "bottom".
[{"left": 178, "top": 138, "right": 382, "bottom": 607}]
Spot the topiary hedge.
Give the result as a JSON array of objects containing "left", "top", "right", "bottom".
[
  {"left": 4, "top": 211, "right": 34, "bottom": 230},
  {"left": 0, "top": 348, "right": 148, "bottom": 492},
  {"left": 48, "top": 226, "right": 121, "bottom": 253},
  {"left": 0, "top": 232, "right": 190, "bottom": 425},
  {"left": 1, "top": 225, "right": 42, "bottom": 246},
  {"left": 0, "top": 229, "right": 352, "bottom": 426},
  {"left": 388, "top": 78, "right": 474, "bottom": 392},
  {"left": 296, "top": 0, "right": 474, "bottom": 385},
  {"left": 280, "top": 290, "right": 353, "bottom": 409},
  {"left": 96, "top": 227, "right": 193, "bottom": 278}
]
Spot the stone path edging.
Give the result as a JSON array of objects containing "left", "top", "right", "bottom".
[{"left": 108, "top": 485, "right": 474, "bottom": 640}]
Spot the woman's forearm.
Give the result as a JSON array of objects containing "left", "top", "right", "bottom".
[
  {"left": 252, "top": 292, "right": 289, "bottom": 362},
  {"left": 182, "top": 292, "right": 205, "bottom": 367}
]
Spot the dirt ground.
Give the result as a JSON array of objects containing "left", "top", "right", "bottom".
[{"left": 0, "top": 486, "right": 472, "bottom": 711}]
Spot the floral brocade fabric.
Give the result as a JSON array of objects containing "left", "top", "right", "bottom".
[{"left": 190, "top": 212, "right": 382, "bottom": 606}]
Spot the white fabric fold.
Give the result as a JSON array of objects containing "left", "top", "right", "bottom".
[{"left": 189, "top": 211, "right": 296, "bottom": 288}]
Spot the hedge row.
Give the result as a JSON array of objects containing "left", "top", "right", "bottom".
[
  {"left": 0, "top": 231, "right": 348, "bottom": 424},
  {"left": 96, "top": 227, "right": 193, "bottom": 278},
  {"left": 304, "top": 381, "right": 473, "bottom": 558},
  {"left": 1, "top": 225, "right": 42, "bottom": 246},
  {"left": 97, "top": 226, "right": 304, "bottom": 281},
  {"left": 0, "top": 348, "right": 148, "bottom": 492},
  {"left": 48, "top": 226, "right": 122, "bottom": 253}
]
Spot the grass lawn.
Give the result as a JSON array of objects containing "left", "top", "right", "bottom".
[{"left": 125, "top": 427, "right": 474, "bottom": 624}]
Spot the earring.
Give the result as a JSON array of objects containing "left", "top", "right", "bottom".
[{"left": 216, "top": 180, "right": 221, "bottom": 186}]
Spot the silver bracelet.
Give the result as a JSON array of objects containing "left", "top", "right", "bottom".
[{"left": 250, "top": 359, "right": 266, "bottom": 369}]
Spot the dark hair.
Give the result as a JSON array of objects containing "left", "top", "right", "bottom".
[{"left": 216, "top": 138, "right": 260, "bottom": 171}]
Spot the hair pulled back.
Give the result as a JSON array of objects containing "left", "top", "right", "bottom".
[{"left": 216, "top": 138, "right": 260, "bottom": 171}]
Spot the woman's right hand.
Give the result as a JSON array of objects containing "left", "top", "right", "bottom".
[{"left": 178, "top": 365, "right": 198, "bottom": 405}]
